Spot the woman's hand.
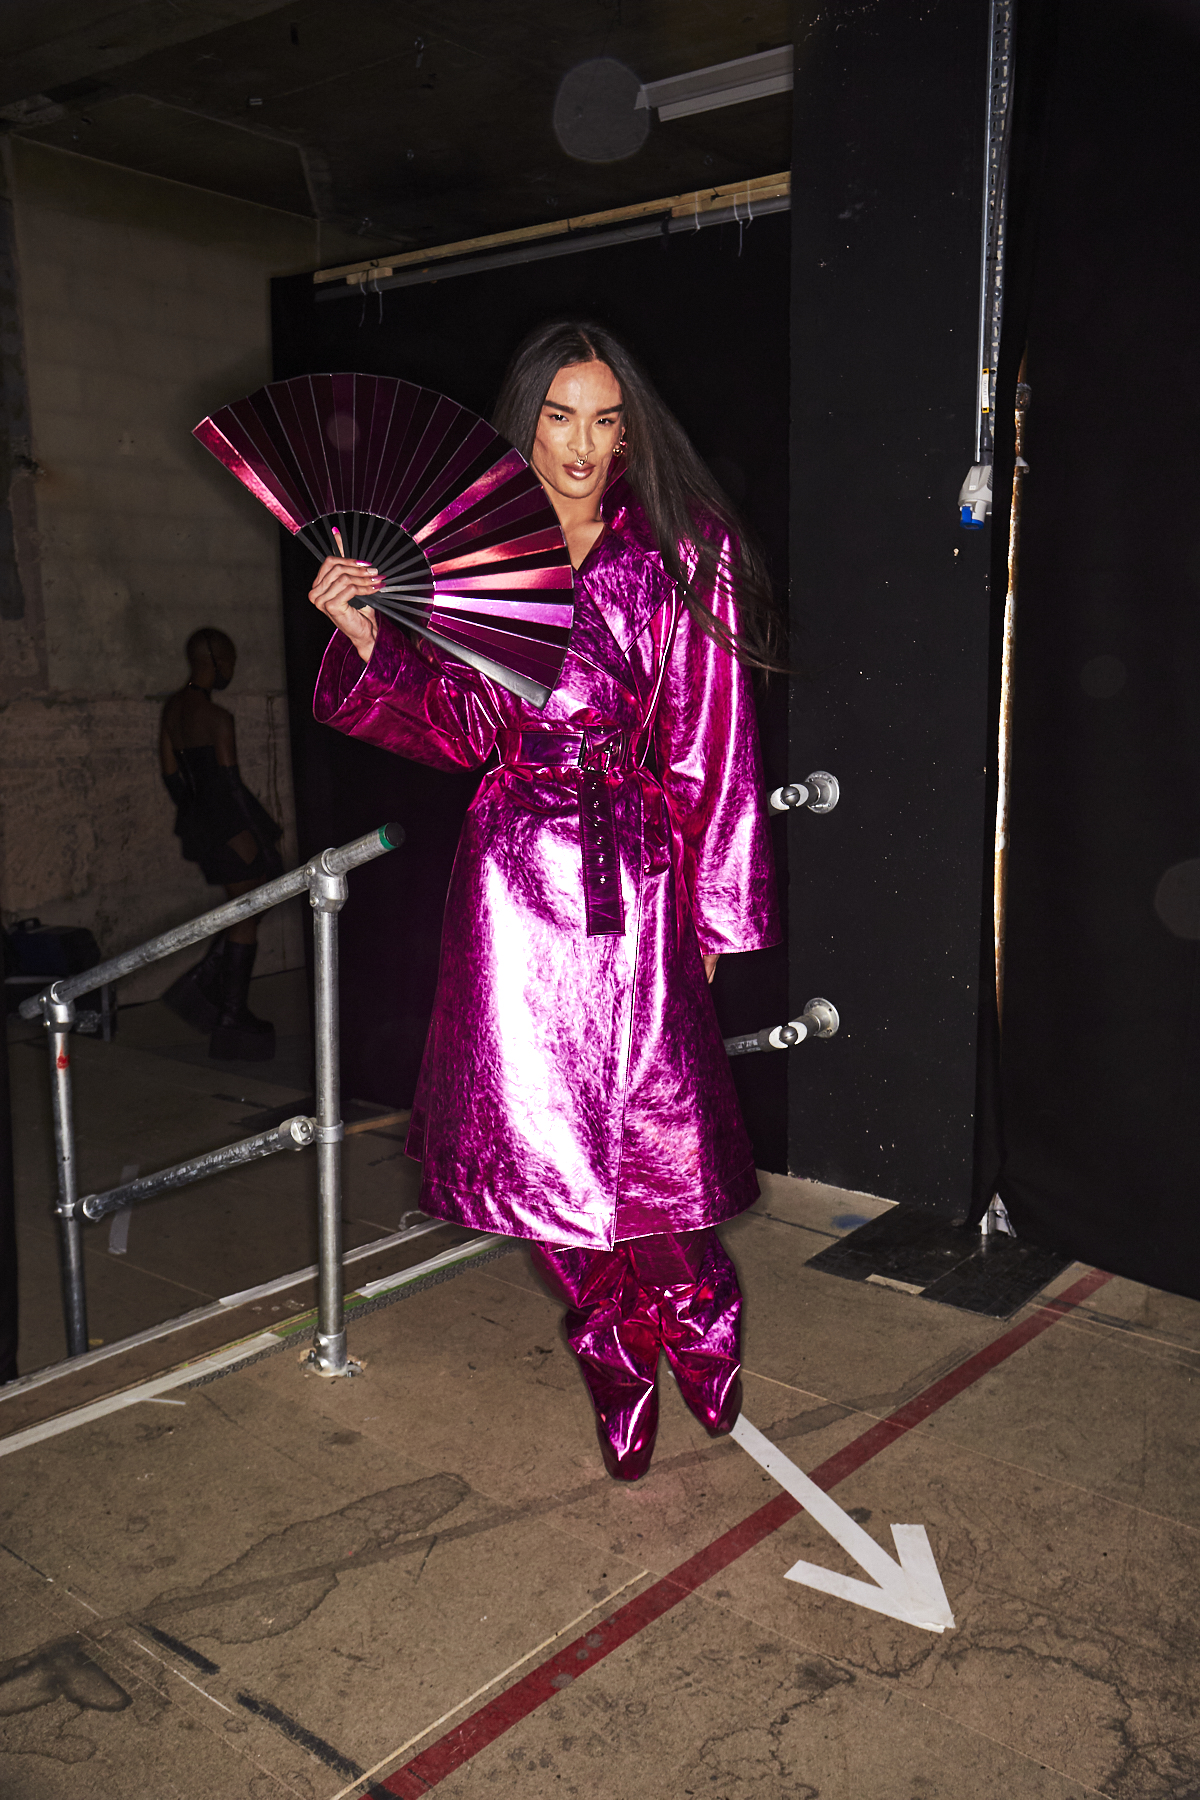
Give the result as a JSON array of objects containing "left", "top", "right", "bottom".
[
  {"left": 703, "top": 953, "right": 720, "bottom": 984},
  {"left": 308, "top": 556, "right": 383, "bottom": 664}
]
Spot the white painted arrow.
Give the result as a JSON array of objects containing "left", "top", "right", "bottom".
[{"left": 731, "top": 1415, "right": 955, "bottom": 1633}]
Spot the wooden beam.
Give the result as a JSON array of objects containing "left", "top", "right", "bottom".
[{"left": 312, "top": 172, "right": 790, "bottom": 286}]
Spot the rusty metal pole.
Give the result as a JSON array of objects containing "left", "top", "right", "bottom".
[{"left": 993, "top": 365, "right": 1029, "bottom": 1021}]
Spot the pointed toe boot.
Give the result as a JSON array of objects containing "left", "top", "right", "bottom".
[{"left": 209, "top": 941, "right": 276, "bottom": 1061}]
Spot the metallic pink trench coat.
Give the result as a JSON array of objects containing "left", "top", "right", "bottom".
[{"left": 314, "top": 481, "right": 780, "bottom": 1249}]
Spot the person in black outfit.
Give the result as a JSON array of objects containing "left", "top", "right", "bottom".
[{"left": 159, "top": 628, "right": 283, "bottom": 1060}]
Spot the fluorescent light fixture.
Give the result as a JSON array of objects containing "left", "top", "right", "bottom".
[{"left": 636, "top": 45, "right": 793, "bottom": 122}]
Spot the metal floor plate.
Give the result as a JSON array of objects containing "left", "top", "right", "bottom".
[{"left": 806, "top": 1207, "right": 1073, "bottom": 1318}]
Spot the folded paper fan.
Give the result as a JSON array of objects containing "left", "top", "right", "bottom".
[{"left": 193, "top": 373, "right": 575, "bottom": 707}]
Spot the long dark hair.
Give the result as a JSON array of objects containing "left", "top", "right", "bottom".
[{"left": 492, "top": 319, "right": 785, "bottom": 672}]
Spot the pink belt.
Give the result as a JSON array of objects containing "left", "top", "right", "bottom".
[{"left": 499, "top": 728, "right": 638, "bottom": 937}]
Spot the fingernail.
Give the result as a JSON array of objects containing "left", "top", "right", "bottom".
[{"left": 356, "top": 560, "right": 371, "bottom": 567}]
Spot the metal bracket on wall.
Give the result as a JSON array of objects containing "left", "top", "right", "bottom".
[
  {"left": 768, "top": 771, "right": 840, "bottom": 815},
  {"left": 725, "top": 997, "right": 840, "bottom": 1058}
]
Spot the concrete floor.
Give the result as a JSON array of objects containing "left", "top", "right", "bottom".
[{"left": 3, "top": 980, "right": 1199, "bottom": 1798}]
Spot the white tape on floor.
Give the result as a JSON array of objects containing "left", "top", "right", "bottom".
[
  {"left": 352, "top": 1233, "right": 509, "bottom": 1299},
  {"left": 731, "top": 1414, "right": 955, "bottom": 1632},
  {"left": 217, "top": 1216, "right": 446, "bottom": 1307},
  {"left": 2, "top": 1221, "right": 481, "bottom": 1408},
  {"left": 0, "top": 1333, "right": 281, "bottom": 1460},
  {"left": 0, "top": 1231, "right": 513, "bottom": 1461}
]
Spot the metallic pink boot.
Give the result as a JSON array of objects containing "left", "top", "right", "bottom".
[
  {"left": 530, "top": 1244, "right": 660, "bottom": 1481},
  {"left": 627, "top": 1231, "right": 743, "bottom": 1436},
  {"left": 531, "top": 1230, "right": 743, "bottom": 1479}
]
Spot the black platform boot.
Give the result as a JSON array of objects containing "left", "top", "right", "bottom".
[
  {"left": 162, "top": 934, "right": 227, "bottom": 1033},
  {"left": 209, "top": 941, "right": 275, "bottom": 1061}
]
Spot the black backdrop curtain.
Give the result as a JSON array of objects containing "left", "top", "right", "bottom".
[
  {"left": 787, "top": 0, "right": 994, "bottom": 1211},
  {"left": 990, "top": 0, "right": 1200, "bottom": 1296},
  {"left": 270, "top": 213, "right": 792, "bottom": 1168}
]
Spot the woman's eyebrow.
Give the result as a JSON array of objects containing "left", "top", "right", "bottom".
[{"left": 541, "top": 398, "right": 625, "bottom": 413}]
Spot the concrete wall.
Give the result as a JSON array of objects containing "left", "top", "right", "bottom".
[{"left": 0, "top": 139, "right": 323, "bottom": 1001}]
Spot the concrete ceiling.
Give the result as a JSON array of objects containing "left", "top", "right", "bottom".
[{"left": 0, "top": 0, "right": 791, "bottom": 265}]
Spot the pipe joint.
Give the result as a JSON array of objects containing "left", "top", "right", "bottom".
[
  {"left": 308, "top": 863, "right": 349, "bottom": 912},
  {"left": 305, "top": 1331, "right": 361, "bottom": 1378},
  {"left": 43, "top": 987, "right": 76, "bottom": 1029}
]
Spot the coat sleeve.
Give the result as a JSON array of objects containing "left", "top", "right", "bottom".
[
  {"left": 652, "top": 537, "right": 781, "bottom": 955},
  {"left": 313, "top": 616, "right": 500, "bottom": 772}
]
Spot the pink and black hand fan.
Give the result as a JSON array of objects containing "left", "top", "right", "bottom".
[{"left": 193, "top": 373, "right": 574, "bottom": 707}]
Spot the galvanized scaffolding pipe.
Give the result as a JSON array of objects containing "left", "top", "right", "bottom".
[
  {"left": 18, "top": 824, "right": 403, "bottom": 1021},
  {"left": 27, "top": 824, "right": 403, "bottom": 1363},
  {"left": 307, "top": 856, "right": 351, "bottom": 1376},
  {"left": 46, "top": 993, "right": 87, "bottom": 1358},
  {"left": 80, "top": 1116, "right": 316, "bottom": 1222}
]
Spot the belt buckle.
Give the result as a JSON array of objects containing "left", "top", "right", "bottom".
[{"left": 581, "top": 730, "right": 623, "bottom": 774}]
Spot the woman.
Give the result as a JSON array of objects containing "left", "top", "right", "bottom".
[
  {"left": 309, "top": 320, "right": 781, "bottom": 1480},
  {"left": 159, "top": 627, "right": 283, "bottom": 1060}
]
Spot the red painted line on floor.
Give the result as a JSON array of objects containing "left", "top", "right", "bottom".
[{"left": 378, "top": 1265, "right": 1114, "bottom": 1797}]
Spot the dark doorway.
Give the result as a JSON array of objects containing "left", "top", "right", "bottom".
[{"left": 271, "top": 211, "right": 792, "bottom": 1167}]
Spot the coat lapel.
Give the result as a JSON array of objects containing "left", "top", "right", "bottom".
[{"left": 579, "top": 485, "right": 676, "bottom": 657}]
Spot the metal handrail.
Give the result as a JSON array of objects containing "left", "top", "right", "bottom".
[
  {"left": 23, "top": 824, "right": 404, "bottom": 1371},
  {"left": 80, "top": 1115, "right": 316, "bottom": 1222},
  {"left": 18, "top": 825, "right": 401, "bottom": 1019}
]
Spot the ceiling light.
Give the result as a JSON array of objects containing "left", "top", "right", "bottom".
[{"left": 636, "top": 45, "right": 793, "bottom": 122}]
